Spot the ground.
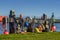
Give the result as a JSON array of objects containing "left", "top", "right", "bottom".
[{"left": 0, "top": 32, "right": 60, "bottom": 40}]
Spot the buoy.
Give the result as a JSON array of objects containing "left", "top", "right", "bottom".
[
  {"left": 51, "top": 26, "right": 56, "bottom": 31},
  {"left": 3, "top": 30, "right": 9, "bottom": 35},
  {"left": 24, "top": 22, "right": 29, "bottom": 27}
]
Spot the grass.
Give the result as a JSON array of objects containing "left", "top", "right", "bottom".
[{"left": 0, "top": 32, "right": 60, "bottom": 40}]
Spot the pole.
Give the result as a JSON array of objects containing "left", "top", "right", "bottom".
[{"left": 5, "top": 17, "right": 7, "bottom": 30}]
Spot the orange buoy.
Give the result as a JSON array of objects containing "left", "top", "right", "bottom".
[{"left": 3, "top": 30, "right": 9, "bottom": 35}]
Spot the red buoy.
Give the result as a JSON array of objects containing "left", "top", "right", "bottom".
[
  {"left": 3, "top": 30, "right": 9, "bottom": 35},
  {"left": 51, "top": 26, "right": 56, "bottom": 31}
]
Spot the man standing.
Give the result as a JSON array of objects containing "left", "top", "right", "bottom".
[
  {"left": 9, "top": 10, "right": 16, "bottom": 34},
  {"left": 19, "top": 14, "right": 24, "bottom": 32}
]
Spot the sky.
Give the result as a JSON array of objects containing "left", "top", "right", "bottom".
[{"left": 0, "top": 0, "right": 60, "bottom": 19}]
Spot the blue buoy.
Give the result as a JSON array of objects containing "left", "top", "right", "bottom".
[{"left": 24, "top": 22, "right": 29, "bottom": 27}]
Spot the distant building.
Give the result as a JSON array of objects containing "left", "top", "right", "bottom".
[
  {"left": 0, "top": 16, "right": 4, "bottom": 22},
  {"left": 0, "top": 16, "right": 8, "bottom": 22}
]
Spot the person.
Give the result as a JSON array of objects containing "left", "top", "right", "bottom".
[
  {"left": 24, "top": 18, "right": 29, "bottom": 32},
  {"left": 32, "top": 16, "right": 37, "bottom": 32},
  {"left": 50, "top": 13, "right": 56, "bottom": 32},
  {"left": 42, "top": 13, "right": 47, "bottom": 20},
  {"left": 27, "top": 22, "right": 33, "bottom": 32},
  {"left": 35, "top": 23, "right": 43, "bottom": 32},
  {"left": 44, "top": 21, "right": 49, "bottom": 32},
  {"left": 19, "top": 14, "right": 24, "bottom": 33},
  {"left": 50, "top": 23, "right": 56, "bottom": 32},
  {"left": 2, "top": 17, "right": 6, "bottom": 29},
  {"left": 15, "top": 19, "right": 20, "bottom": 33},
  {"left": 41, "top": 23, "right": 45, "bottom": 32},
  {"left": 41, "top": 13, "right": 47, "bottom": 23},
  {"left": 9, "top": 10, "right": 16, "bottom": 34}
]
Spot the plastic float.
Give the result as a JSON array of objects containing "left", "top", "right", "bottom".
[
  {"left": 3, "top": 29, "right": 9, "bottom": 35},
  {"left": 24, "top": 22, "right": 29, "bottom": 27},
  {"left": 50, "top": 26, "right": 56, "bottom": 32}
]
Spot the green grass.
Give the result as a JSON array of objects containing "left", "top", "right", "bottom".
[{"left": 0, "top": 32, "right": 60, "bottom": 40}]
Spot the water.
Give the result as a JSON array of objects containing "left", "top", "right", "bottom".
[
  {"left": 55, "top": 23, "right": 60, "bottom": 32},
  {"left": 0, "top": 23, "right": 9, "bottom": 34},
  {"left": 0, "top": 23, "right": 60, "bottom": 34}
]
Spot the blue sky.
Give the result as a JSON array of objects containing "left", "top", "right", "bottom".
[{"left": 0, "top": 0, "right": 60, "bottom": 19}]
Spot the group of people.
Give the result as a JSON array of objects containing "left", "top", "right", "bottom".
[{"left": 2, "top": 10, "right": 56, "bottom": 34}]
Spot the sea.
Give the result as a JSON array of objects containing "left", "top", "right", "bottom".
[{"left": 0, "top": 23, "right": 60, "bottom": 34}]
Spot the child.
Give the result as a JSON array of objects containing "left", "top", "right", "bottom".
[
  {"left": 24, "top": 21, "right": 29, "bottom": 32},
  {"left": 24, "top": 18, "right": 29, "bottom": 32},
  {"left": 16, "top": 19, "right": 20, "bottom": 33},
  {"left": 27, "top": 22, "right": 33, "bottom": 32},
  {"left": 35, "top": 24, "right": 43, "bottom": 32}
]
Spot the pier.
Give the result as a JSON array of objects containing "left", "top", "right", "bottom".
[{"left": 36, "top": 18, "right": 60, "bottom": 23}]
